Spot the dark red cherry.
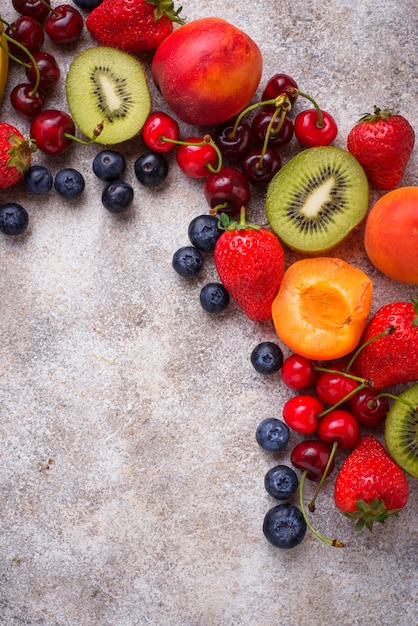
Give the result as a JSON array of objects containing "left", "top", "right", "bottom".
[
  {"left": 26, "top": 51, "right": 61, "bottom": 90},
  {"left": 10, "top": 83, "right": 45, "bottom": 118},
  {"left": 30, "top": 109, "right": 76, "bottom": 155},
  {"left": 6, "top": 15, "right": 44, "bottom": 60},
  {"left": 251, "top": 112, "right": 294, "bottom": 148},
  {"left": 12, "top": 0, "right": 52, "bottom": 22},
  {"left": 204, "top": 166, "right": 251, "bottom": 217},
  {"left": 241, "top": 147, "right": 281, "bottom": 186},
  {"left": 44, "top": 5, "right": 83, "bottom": 44},
  {"left": 262, "top": 73, "right": 299, "bottom": 112},
  {"left": 290, "top": 440, "right": 335, "bottom": 482},
  {"left": 213, "top": 120, "right": 252, "bottom": 161}
]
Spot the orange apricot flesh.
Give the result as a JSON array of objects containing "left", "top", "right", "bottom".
[{"left": 271, "top": 257, "right": 373, "bottom": 360}]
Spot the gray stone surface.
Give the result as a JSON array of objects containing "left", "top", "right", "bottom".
[{"left": 0, "top": 1, "right": 417, "bottom": 624}]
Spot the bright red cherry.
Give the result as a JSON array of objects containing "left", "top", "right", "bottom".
[
  {"left": 282, "top": 395, "right": 324, "bottom": 435},
  {"left": 281, "top": 354, "right": 318, "bottom": 390},
  {"left": 5, "top": 15, "right": 44, "bottom": 60},
  {"left": 349, "top": 388, "right": 390, "bottom": 427},
  {"left": 204, "top": 166, "right": 250, "bottom": 217},
  {"left": 142, "top": 111, "right": 180, "bottom": 153},
  {"left": 30, "top": 109, "right": 75, "bottom": 155},
  {"left": 12, "top": 0, "right": 52, "bottom": 22},
  {"left": 290, "top": 440, "right": 335, "bottom": 482},
  {"left": 294, "top": 108, "right": 338, "bottom": 147},
  {"left": 44, "top": 4, "right": 83, "bottom": 44},
  {"left": 10, "top": 83, "right": 45, "bottom": 118},
  {"left": 315, "top": 364, "right": 359, "bottom": 405},
  {"left": 261, "top": 73, "right": 299, "bottom": 111},
  {"left": 26, "top": 51, "right": 61, "bottom": 90},
  {"left": 318, "top": 409, "right": 360, "bottom": 449},
  {"left": 176, "top": 137, "right": 219, "bottom": 179}
]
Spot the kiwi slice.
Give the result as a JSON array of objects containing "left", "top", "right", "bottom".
[
  {"left": 385, "top": 383, "right": 418, "bottom": 478},
  {"left": 66, "top": 46, "right": 151, "bottom": 145},
  {"left": 266, "top": 146, "right": 369, "bottom": 253}
]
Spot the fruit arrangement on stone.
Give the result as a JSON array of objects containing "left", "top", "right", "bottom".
[{"left": 0, "top": 0, "right": 417, "bottom": 549}]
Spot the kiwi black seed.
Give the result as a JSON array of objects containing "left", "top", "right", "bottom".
[
  {"left": 266, "top": 146, "right": 369, "bottom": 253},
  {"left": 385, "top": 383, "right": 418, "bottom": 478},
  {"left": 66, "top": 46, "right": 151, "bottom": 145}
]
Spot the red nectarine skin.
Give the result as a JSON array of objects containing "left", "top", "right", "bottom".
[
  {"left": 364, "top": 186, "right": 418, "bottom": 284},
  {"left": 151, "top": 18, "right": 262, "bottom": 126}
]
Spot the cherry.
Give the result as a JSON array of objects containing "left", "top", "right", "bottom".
[
  {"left": 26, "top": 51, "right": 60, "bottom": 90},
  {"left": 294, "top": 108, "right": 338, "bottom": 147},
  {"left": 281, "top": 354, "right": 318, "bottom": 390},
  {"left": 349, "top": 388, "right": 390, "bottom": 427},
  {"left": 142, "top": 111, "right": 180, "bottom": 153},
  {"left": 315, "top": 364, "right": 360, "bottom": 405},
  {"left": 12, "top": 0, "right": 52, "bottom": 22},
  {"left": 261, "top": 73, "right": 299, "bottom": 112},
  {"left": 317, "top": 409, "right": 360, "bottom": 449},
  {"left": 5, "top": 15, "right": 44, "bottom": 61},
  {"left": 204, "top": 166, "right": 250, "bottom": 217},
  {"left": 241, "top": 147, "right": 281, "bottom": 186},
  {"left": 282, "top": 395, "right": 324, "bottom": 435},
  {"left": 176, "top": 136, "right": 220, "bottom": 179},
  {"left": 44, "top": 4, "right": 83, "bottom": 44},
  {"left": 251, "top": 112, "right": 294, "bottom": 149},
  {"left": 213, "top": 120, "right": 252, "bottom": 161},
  {"left": 10, "top": 83, "right": 45, "bottom": 118},
  {"left": 290, "top": 440, "right": 335, "bottom": 482},
  {"left": 30, "top": 108, "right": 76, "bottom": 155}
]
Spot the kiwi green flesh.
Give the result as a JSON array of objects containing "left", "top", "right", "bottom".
[
  {"left": 66, "top": 47, "right": 151, "bottom": 145},
  {"left": 385, "top": 383, "right": 418, "bottom": 478},
  {"left": 266, "top": 146, "right": 369, "bottom": 253}
]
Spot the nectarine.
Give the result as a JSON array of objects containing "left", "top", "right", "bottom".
[
  {"left": 271, "top": 257, "right": 373, "bottom": 360},
  {"left": 151, "top": 18, "right": 262, "bottom": 126},
  {"left": 364, "top": 186, "right": 418, "bottom": 284}
]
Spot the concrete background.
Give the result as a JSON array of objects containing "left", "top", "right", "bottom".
[{"left": 0, "top": 1, "right": 417, "bottom": 624}]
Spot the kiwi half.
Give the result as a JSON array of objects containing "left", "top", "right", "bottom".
[
  {"left": 385, "top": 383, "right": 418, "bottom": 478},
  {"left": 66, "top": 46, "right": 151, "bottom": 145},
  {"left": 266, "top": 146, "right": 369, "bottom": 253}
]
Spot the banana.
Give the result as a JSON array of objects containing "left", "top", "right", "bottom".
[{"left": 0, "top": 16, "right": 9, "bottom": 106}]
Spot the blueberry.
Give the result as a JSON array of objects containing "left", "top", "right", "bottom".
[
  {"left": 172, "top": 246, "right": 203, "bottom": 278},
  {"left": 200, "top": 282, "right": 229, "bottom": 313},
  {"left": 92, "top": 149, "right": 126, "bottom": 182},
  {"left": 263, "top": 503, "right": 307, "bottom": 549},
  {"left": 102, "top": 180, "right": 134, "bottom": 213},
  {"left": 24, "top": 165, "right": 53, "bottom": 195},
  {"left": 72, "top": 0, "right": 103, "bottom": 9},
  {"left": 0, "top": 203, "right": 29, "bottom": 235},
  {"left": 188, "top": 214, "right": 222, "bottom": 251},
  {"left": 255, "top": 418, "right": 289, "bottom": 452},
  {"left": 251, "top": 341, "right": 283, "bottom": 375},
  {"left": 134, "top": 151, "right": 168, "bottom": 187},
  {"left": 264, "top": 465, "right": 299, "bottom": 500},
  {"left": 54, "top": 168, "right": 85, "bottom": 200}
]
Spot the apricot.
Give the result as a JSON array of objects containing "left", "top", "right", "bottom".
[
  {"left": 364, "top": 186, "right": 418, "bottom": 284},
  {"left": 271, "top": 257, "right": 373, "bottom": 360},
  {"left": 151, "top": 18, "right": 262, "bottom": 126}
]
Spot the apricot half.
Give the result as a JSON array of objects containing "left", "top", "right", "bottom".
[
  {"left": 271, "top": 257, "right": 373, "bottom": 360},
  {"left": 364, "top": 186, "right": 418, "bottom": 284}
]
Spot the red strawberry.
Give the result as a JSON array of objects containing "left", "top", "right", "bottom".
[
  {"left": 334, "top": 435, "right": 409, "bottom": 530},
  {"left": 353, "top": 298, "right": 418, "bottom": 389},
  {"left": 86, "top": 0, "right": 184, "bottom": 54},
  {"left": 347, "top": 106, "right": 415, "bottom": 190},
  {"left": 0, "top": 122, "right": 35, "bottom": 189},
  {"left": 214, "top": 208, "right": 285, "bottom": 322}
]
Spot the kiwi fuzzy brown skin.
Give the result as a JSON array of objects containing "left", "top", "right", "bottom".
[
  {"left": 265, "top": 146, "right": 369, "bottom": 254},
  {"left": 385, "top": 383, "right": 418, "bottom": 479},
  {"left": 66, "top": 46, "right": 151, "bottom": 146}
]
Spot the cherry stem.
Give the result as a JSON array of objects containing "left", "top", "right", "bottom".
[
  {"left": 38, "top": 0, "right": 56, "bottom": 17},
  {"left": 344, "top": 326, "right": 395, "bottom": 373},
  {"left": 257, "top": 106, "right": 285, "bottom": 169},
  {"left": 318, "top": 382, "right": 368, "bottom": 417},
  {"left": 299, "top": 471, "right": 345, "bottom": 547},
  {"left": 231, "top": 94, "right": 292, "bottom": 136},
  {"left": 308, "top": 440, "right": 338, "bottom": 512},
  {"left": 374, "top": 392, "right": 418, "bottom": 412},
  {"left": 161, "top": 135, "right": 222, "bottom": 173},
  {"left": 294, "top": 89, "right": 324, "bottom": 128},
  {"left": 64, "top": 122, "right": 104, "bottom": 145},
  {"left": 2, "top": 33, "right": 41, "bottom": 95}
]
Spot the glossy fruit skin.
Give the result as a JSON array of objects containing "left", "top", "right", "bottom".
[
  {"left": 283, "top": 395, "right": 324, "bottom": 435},
  {"left": 45, "top": 5, "right": 84, "bottom": 44},
  {"left": 204, "top": 166, "right": 251, "bottom": 217},
  {"left": 12, "top": 0, "right": 52, "bottom": 22},
  {"left": 176, "top": 138, "right": 219, "bottom": 179},
  {"left": 30, "top": 109, "right": 75, "bottom": 155},
  {"left": 251, "top": 112, "right": 294, "bottom": 149},
  {"left": 142, "top": 111, "right": 180, "bottom": 153},
  {"left": 134, "top": 151, "right": 169, "bottom": 187},
  {"left": 349, "top": 388, "right": 389, "bottom": 427},
  {"left": 172, "top": 246, "right": 204, "bottom": 278},
  {"left": 54, "top": 167, "right": 85, "bottom": 199},
  {"left": 26, "top": 52, "right": 61, "bottom": 90},
  {"left": 24, "top": 164, "right": 53, "bottom": 194},
  {"left": 255, "top": 418, "right": 290, "bottom": 452},
  {"left": 263, "top": 503, "right": 307, "bottom": 549},
  {"left": 92, "top": 149, "right": 126, "bottom": 182},
  {"left": 264, "top": 465, "right": 299, "bottom": 501},
  {"left": 0, "top": 122, "right": 34, "bottom": 188},
  {"left": 294, "top": 109, "right": 338, "bottom": 147},
  {"left": 315, "top": 364, "right": 359, "bottom": 405},
  {"left": 318, "top": 410, "right": 360, "bottom": 449},
  {"left": 187, "top": 214, "right": 221, "bottom": 252},
  {"left": 199, "top": 283, "right": 229, "bottom": 314},
  {"left": 261, "top": 73, "right": 299, "bottom": 111},
  {"left": 250, "top": 342, "right": 283, "bottom": 375},
  {"left": 0, "top": 203, "right": 29, "bottom": 235},
  {"left": 290, "top": 440, "right": 335, "bottom": 481},
  {"left": 10, "top": 83, "right": 45, "bottom": 118},
  {"left": 151, "top": 17, "right": 262, "bottom": 126},
  {"left": 102, "top": 181, "right": 134, "bottom": 213},
  {"left": 364, "top": 187, "right": 418, "bottom": 284},
  {"left": 213, "top": 121, "right": 252, "bottom": 161},
  {"left": 353, "top": 300, "right": 418, "bottom": 389},
  {"left": 241, "top": 147, "right": 281, "bottom": 186},
  {"left": 281, "top": 354, "right": 318, "bottom": 390},
  {"left": 6, "top": 15, "right": 45, "bottom": 60}
]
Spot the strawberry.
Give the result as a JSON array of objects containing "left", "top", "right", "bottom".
[
  {"left": 353, "top": 298, "right": 418, "bottom": 389},
  {"left": 0, "top": 122, "right": 35, "bottom": 189},
  {"left": 334, "top": 435, "right": 409, "bottom": 531},
  {"left": 347, "top": 106, "right": 415, "bottom": 190},
  {"left": 85, "top": 0, "right": 184, "bottom": 54},
  {"left": 214, "top": 208, "right": 285, "bottom": 322}
]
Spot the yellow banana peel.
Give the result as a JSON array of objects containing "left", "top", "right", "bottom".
[{"left": 0, "top": 17, "right": 9, "bottom": 107}]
